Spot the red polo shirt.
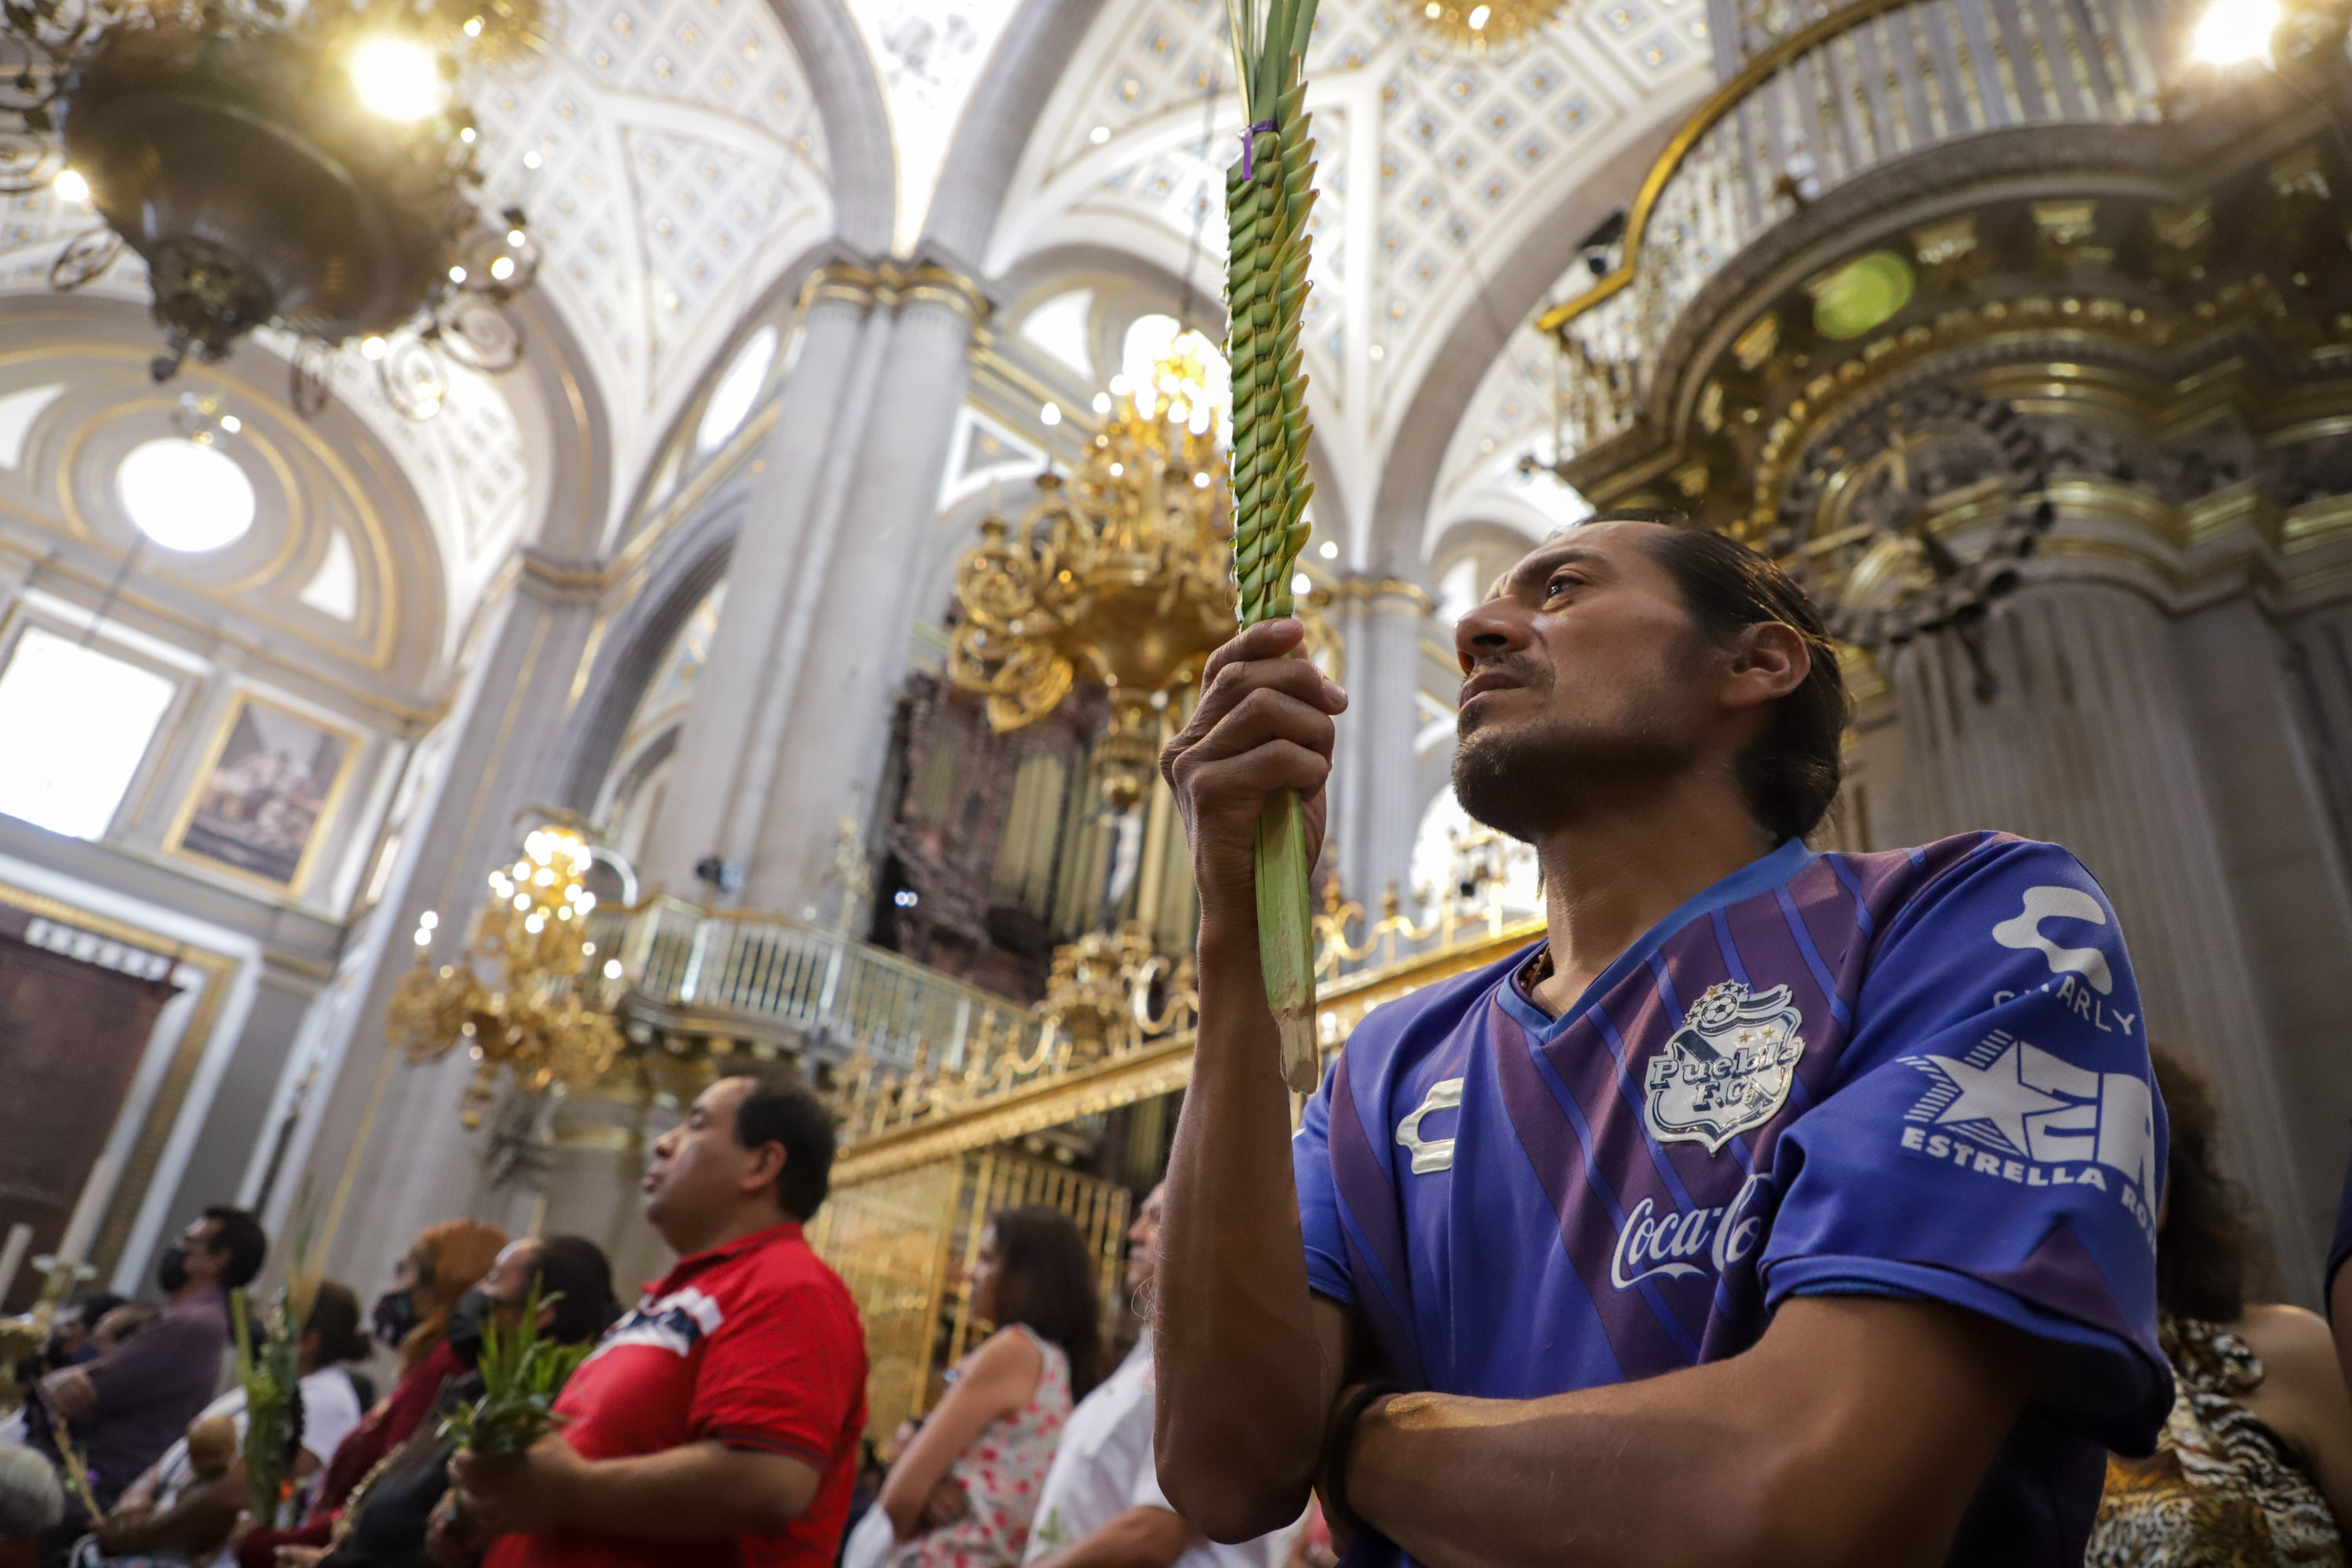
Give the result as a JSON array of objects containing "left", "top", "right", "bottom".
[{"left": 485, "top": 1221, "right": 868, "bottom": 1568}]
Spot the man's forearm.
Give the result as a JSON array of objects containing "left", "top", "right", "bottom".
[
  {"left": 1029, "top": 1506, "right": 1195, "bottom": 1568},
  {"left": 1342, "top": 1300, "right": 2033, "bottom": 1568},
  {"left": 566, "top": 1443, "right": 815, "bottom": 1538},
  {"left": 1154, "top": 917, "right": 1334, "bottom": 1540}
]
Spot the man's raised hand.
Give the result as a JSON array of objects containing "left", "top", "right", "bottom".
[{"left": 1159, "top": 619, "right": 1347, "bottom": 923}]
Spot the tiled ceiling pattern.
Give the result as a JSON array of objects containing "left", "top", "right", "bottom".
[
  {"left": 473, "top": 0, "right": 832, "bottom": 441},
  {"left": 314, "top": 349, "right": 535, "bottom": 651},
  {"left": 992, "top": 0, "right": 1711, "bottom": 551}
]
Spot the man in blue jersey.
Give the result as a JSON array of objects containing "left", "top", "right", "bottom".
[{"left": 1152, "top": 517, "right": 2169, "bottom": 1567}]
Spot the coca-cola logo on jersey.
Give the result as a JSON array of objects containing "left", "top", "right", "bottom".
[{"left": 1610, "top": 1172, "right": 1777, "bottom": 1291}]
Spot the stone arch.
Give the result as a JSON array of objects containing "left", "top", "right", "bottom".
[
  {"left": 924, "top": 0, "right": 1112, "bottom": 267},
  {"left": 769, "top": 0, "right": 895, "bottom": 255},
  {"left": 1365, "top": 121, "right": 1682, "bottom": 578},
  {"left": 550, "top": 494, "right": 742, "bottom": 815},
  {"left": 601, "top": 240, "right": 841, "bottom": 557}
]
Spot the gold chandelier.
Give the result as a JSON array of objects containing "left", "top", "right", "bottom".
[
  {"left": 387, "top": 824, "right": 623, "bottom": 1125},
  {"left": 949, "top": 332, "right": 1240, "bottom": 810},
  {"left": 1410, "top": 0, "right": 1566, "bottom": 47}
]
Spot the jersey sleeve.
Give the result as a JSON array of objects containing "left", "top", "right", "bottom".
[
  {"left": 689, "top": 1279, "right": 862, "bottom": 1467},
  {"left": 1294, "top": 1054, "right": 1354, "bottom": 1305},
  {"left": 1758, "top": 837, "right": 2172, "bottom": 1455}
]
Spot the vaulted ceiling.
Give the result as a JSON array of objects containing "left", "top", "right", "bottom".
[{"left": 0, "top": 0, "right": 1719, "bottom": 670}]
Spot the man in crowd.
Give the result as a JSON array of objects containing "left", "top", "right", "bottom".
[
  {"left": 453, "top": 1075, "right": 868, "bottom": 1568},
  {"left": 1152, "top": 517, "right": 2170, "bottom": 1566},
  {"left": 39, "top": 1206, "right": 266, "bottom": 1513},
  {"left": 1024, "top": 1182, "right": 1269, "bottom": 1568}
]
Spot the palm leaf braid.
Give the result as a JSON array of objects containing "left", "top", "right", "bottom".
[{"left": 1226, "top": 0, "right": 1322, "bottom": 1091}]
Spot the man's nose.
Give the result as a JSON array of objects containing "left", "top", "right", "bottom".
[{"left": 1454, "top": 595, "right": 1533, "bottom": 673}]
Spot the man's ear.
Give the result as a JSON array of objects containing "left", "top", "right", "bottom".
[
  {"left": 742, "top": 1140, "right": 789, "bottom": 1199},
  {"left": 1723, "top": 622, "right": 1810, "bottom": 711}
]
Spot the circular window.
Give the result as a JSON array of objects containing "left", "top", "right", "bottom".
[
  {"left": 118, "top": 438, "right": 258, "bottom": 553},
  {"left": 696, "top": 326, "right": 779, "bottom": 453}
]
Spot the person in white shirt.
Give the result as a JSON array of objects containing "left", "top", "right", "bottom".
[{"left": 1022, "top": 1185, "right": 1269, "bottom": 1568}]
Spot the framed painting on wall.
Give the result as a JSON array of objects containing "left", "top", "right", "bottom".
[{"left": 169, "top": 695, "right": 358, "bottom": 892}]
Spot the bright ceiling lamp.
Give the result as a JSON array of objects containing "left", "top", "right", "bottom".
[
  {"left": 118, "top": 437, "right": 259, "bottom": 553},
  {"left": 349, "top": 35, "right": 450, "bottom": 121},
  {"left": 2190, "top": 0, "right": 2281, "bottom": 63}
]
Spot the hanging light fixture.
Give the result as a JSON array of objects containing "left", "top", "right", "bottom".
[
  {"left": 948, "top": 330, "right": 1241, "bottom": 811},
  {"left": 1, "top": 0, "right": 546, "bottom": 419},
  {"left": 387, "top": 823, "right": 625, "bottom": 1127}
]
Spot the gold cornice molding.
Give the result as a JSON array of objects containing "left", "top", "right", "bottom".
[
  {"left": 831, "top": 917, "right": 1550, "bottom": 1183},
  {"left": 800, "top": 260, "right": 993, "bottom": 328},
  {"left": 1323, "top": 576, "right": 1436, "bottom": 612},
  {"left": 831, "top": 1035, "right": 1200, "bottom": 1185}
]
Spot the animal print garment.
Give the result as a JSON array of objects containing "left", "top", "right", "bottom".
[{"left": 2089, "top": 1316, "right": 2344, "bottom": 1567}]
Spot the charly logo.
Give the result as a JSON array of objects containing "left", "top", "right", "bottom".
[
  {"left": 1991, "top": 885, "right": 2114, "bottom": 995},
  {"left": 1396, "top": 1077, "right": 1465, "bottom": 1174},
  {"left": 1642, "top": 982, "right": 1807, "bottom": 1153}
]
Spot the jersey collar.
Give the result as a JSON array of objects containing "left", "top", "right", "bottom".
[
  {"left": 1494, "top": 836, "right": 1814, "bottom": 1040},
  {"left": 659, "top": 1218, "right": 804, "bottom": 1285}
]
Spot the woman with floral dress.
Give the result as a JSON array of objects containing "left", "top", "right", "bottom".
[{"left": 881, "top": 1207, "right": 1103, "bottom": 1568}]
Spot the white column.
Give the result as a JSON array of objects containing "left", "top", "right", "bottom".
[
  {"left": 290, "top": 566, "right": 604, "bottom": 1290},
  {"left": 741, "top": 281, "right": 987, "bottom": 923},
  {"left": 641, "top": 273, "right": 884, "bottom": 898},
  {"left": 1866, "top": 582, "right": 2318, "bottom": 1297},
  {"left": 1330, "top": 580, "right": 1434, "bottom": 912}
]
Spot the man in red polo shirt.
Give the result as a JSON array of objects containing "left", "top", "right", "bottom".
[{"left": 452, "top": 1075, "right": 868, "bottom": 1568}]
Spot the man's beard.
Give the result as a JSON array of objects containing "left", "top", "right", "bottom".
[{"left": 1452, "top": 660, "right": 1697, "bottom": 842}]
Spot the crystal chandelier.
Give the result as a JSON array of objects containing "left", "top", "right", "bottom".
[
  {"left": 1, "top": 0, "right": 543, "bottom": 418},
  {"left": 949, "top": 331, "right": 1241, "bottom": 811},
  {"left": 387, "top": 823, "right": 623, "bottom": 1126}
]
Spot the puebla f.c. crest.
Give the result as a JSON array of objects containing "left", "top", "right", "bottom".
[{"left": 1643, "top": 982, "right": 1808, "bottom": 1152}]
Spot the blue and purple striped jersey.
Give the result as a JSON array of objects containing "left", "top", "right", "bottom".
[{"left": 1295, "top": 832, "right": 2172, "bottom": 1566}]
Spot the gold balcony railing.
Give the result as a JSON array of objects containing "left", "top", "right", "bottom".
[
  {"left": 594, "top": 898, "right": 1038, "bottom": 1073},
  {"left": 826, "top": 906, "right": 1547, "bottom": 1183},
  {"left": 581, "top": 877, "right": 1548, "bottom": 1181},
  {"left": 1535, "top": 0, "right": 2181, "bottom": 453}
]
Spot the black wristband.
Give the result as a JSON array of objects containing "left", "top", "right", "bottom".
[{"left": 1320, "top": 1381, "right": 1404, "bottom": 1542}]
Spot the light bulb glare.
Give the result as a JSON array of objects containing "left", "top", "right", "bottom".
[
  {"left": 2190, "top": 0, "right": 2278, "bottom": 62},
  {"left": 350, "top": 35, "right": 447, "bottom": 122},
  {"left": 53, "top": 169, "right": 89, "bottom": 205}
]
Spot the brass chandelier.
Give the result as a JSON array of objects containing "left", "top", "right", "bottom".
[
  {"left": 949, "top": 332, "right": 1240, "bottom": 811},
  {"left": 387, "top": 823, "right": 623, "bottom": 1126},
  {"left": 1410, "top": 0, "right": 1567, "bottom": 47},
  {"left": 0, "top": 0, "right": 543, "bottom": 417}
]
